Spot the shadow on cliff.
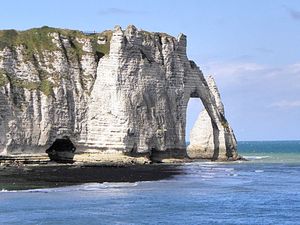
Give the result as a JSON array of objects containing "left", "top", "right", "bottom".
[{"left": 212, "top": 122, "right": 220, "bottom": 161}]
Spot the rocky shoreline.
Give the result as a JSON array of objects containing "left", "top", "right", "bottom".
[
  {"left": 0, "top": 160, "right": 183, "bottom": 191},
  {"left": 0, "top": 152, "right": 245, "bottom": 191},
  {"left": 0, "top": 152, "right": 177, "bottom": 190}
]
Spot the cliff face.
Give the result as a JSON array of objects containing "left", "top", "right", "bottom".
[{"left": 0, "top": 25, "right": 238, "bottom": 160}]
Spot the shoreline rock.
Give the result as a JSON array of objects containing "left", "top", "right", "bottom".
[
  {"left": 0, "top": 163, "right": 183, "bottom": 191},
  {"left": 0, "top": 151, "right": 245, "bottom": 169}
]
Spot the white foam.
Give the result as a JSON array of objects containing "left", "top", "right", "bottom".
[
  {"left": 254, "top": 170, "right": 264, "bottom": 173},
  {"left": 0, "top": 182, "right": 140, "bottom": 193},
  {"left": 102, "top": 182, "right": 139, "bottom": 188},
  {"left": 201, "top": 175, "right": 215, "bottom": 179},
  {"left": 244, "top": 155, "right": 270, "bottom": 160},
  {"left": 213, "top": 167, "right": 235, "bottom": 172}
]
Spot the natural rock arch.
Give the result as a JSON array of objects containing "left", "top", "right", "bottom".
[
  {"left": 0, "top": 25, "right": 238, "bottom": 160},
  {"left": 185, "top": 76, "right": 238, "bottom": 160}
]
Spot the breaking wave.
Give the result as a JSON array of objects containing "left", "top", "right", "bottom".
[
  {"left": 243, "top": 155, "right": 270, "bottom": 160},
  {"left": 0, "top": 182, "right": 140, "bottom": 193}
]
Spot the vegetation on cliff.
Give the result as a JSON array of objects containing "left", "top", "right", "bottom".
[
  {"left": 0, "top": 26, "right": 112, "bottom": 59},
  {"left": 0, "top": 26, "right": 113, "bottom": 94}
]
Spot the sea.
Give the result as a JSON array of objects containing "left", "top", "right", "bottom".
[{"left": 0, "top": 141, "right": 300, "bottom": 225}]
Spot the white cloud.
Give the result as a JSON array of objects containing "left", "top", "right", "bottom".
[
  {"left": 203, "top": 61, "right": 263, "bottom": 77},
  {"left": 201, "top": 61, "right": 300, "bottom": 89},
  {"left": 201, "top": 61, "right": 267, "bottom": 87},
  {"left": 287, "top": 63, "right": 300, "bottom": 74},
  {"left": 269, "top": 100, "right": 300, "bottom": 108}
]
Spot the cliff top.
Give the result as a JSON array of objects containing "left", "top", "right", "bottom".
[
  {"left": 0, "top": 25, "right": 186, "bottom": 95},
  {"left": 0, "top": 25, "right": 184, "bottom": 57}
]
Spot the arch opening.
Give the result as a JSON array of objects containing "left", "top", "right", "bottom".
[{"left": 185, "top": 98, "right": 204, "bottom": 145}]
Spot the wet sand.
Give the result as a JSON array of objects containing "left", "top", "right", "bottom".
[{"left": 0, "top": 164, "right": 183, "bottom": 190}]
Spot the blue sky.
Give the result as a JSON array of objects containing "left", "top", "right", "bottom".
[{"left": 1, "top": 0, "right": 299, "bottom": 141}]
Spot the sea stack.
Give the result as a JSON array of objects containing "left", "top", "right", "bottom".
[{"left": 0, "top": 25, "right": 238, "bottom": 161}]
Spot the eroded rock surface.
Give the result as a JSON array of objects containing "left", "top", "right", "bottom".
[{"left": 0, "top": 25, "right": 238, "bottom": 160}]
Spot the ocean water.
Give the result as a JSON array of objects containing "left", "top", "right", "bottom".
[{"left": 1, "top": 141, "right": 300, "bottom": 225}]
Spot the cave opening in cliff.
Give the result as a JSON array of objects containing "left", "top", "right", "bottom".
[
  {"left": 45, "top": 136, "right": 76, "bottom": 163},
  {"left": 185, "top": 98, "right": 204, "bottom": 145}
]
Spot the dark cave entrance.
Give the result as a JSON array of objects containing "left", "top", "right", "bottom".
[
  {"left": 46, "top": 136, "right": 76, "bottom": 163},
  {"left": 185, "top": 97, "right": 204, "bottom": 146}
]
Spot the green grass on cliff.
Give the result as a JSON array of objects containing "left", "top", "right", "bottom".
[
  {"left": 0, "top": 27, "right": 58, "bottom": 61},
  {"left": 0, "top": 26, "right": 113, "bottom": 94},
  {"left": 91, "top": 30, "right": 112, "bottom": 56},
  {"left": 0, "top": 26, "right": 112, "bottom": 61},
  {"left": 38, "top": 80, "right": 54, "bottom": 96},
  {"left": 0, "top": 69, "right": 8, "bottom": 86},
  {"left": 0, "top": 68, "right": 54, "bottom": 96}
]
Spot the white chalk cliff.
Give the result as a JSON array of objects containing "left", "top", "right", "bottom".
[{"left": 0, "top": 25, "right": 238, "bottom": 160}]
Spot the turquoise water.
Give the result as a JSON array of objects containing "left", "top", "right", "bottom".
[
  {"left": 239, "top": 140, "right": 300, "bottom": 163},
  {"left": 1, "top": 141, "right": 300, "bottom": 225}
]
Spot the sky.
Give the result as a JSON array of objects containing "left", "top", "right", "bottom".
[{"left": 0, "top": 0, "right": 299, "bottom": 141}]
